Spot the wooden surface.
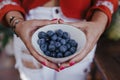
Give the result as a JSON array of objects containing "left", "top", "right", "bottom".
[
  {"left": 0, "top": 52, "right": 20, "bottom": 80},
  {"left": 95, "top": 36, "right": 120, "bottom": 80}
]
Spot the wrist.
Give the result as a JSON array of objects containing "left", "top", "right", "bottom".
[
  {"left": 9, "top": 16, "right": 24, "bottom": 36},
  {"left": 91, "top": 10, "right": 108, "bottom": 27},
  {"left": 10, "top": 17, "right": 24, "bottom": 27},
  {"left": 5, "top": 11, "right": 25, "bottom": 27},
  {"left": 5, "top": 11, "right": 25, "bottom": 36},
  {"left": 13, "top": 18, "right": 24, "bottom": 36}
]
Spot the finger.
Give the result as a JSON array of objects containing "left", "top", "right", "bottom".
[
  {"left": 59, "top": 62, "right": 70, "bottom": 70},
  {"left": 58, "top": 19, "right": 64, "bottom": 24},
  {"left": 69, "top": 42, "right": 90, "bottom": 62},
  {"left": 60, "top": 52, "right": 84, "bottom": 70},
  {"left": 59, "top": 60, "right": 77, "bottom": 71},
  {"left": 28, "top": 19, "right": 59, "bottom": 36},
  {"left": 37, "top": 19, "right": 58, "bottom": 26},
  {"left": 29, "top": 19, "right": 58, "bottom": 30},
  {"left": 66, "top": 21, "right": 87, "bottom": 29},
  {"left": 51, "top": 18, "right": 58, "bottom": 21},
  {"left": 26, "top": 41, "right": 59, "bottom": 70},
  {"left": 69, "top": 34, "right": 96, "bottom": 64},
  {"left": 23, "top": 31, "right": 59, "bottom": 70},
  {"left": 46, "top": 61, "right": 59, "bottom": 70}
]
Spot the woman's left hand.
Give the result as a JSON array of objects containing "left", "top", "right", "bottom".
[{"left": 58, "top": 11, "right": 108, "bottom": 70}]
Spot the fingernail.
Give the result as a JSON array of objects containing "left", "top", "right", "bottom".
[
  {"left": 51, "top": 18, "right": 58, "bottom": 21},
  {"left": 59, "top": 19, "right": 64, "bottom": 22},
  {"left": 55, "top": 69, "right": 60, "bottom": 72},
  {"left": 69, "top": 61, "right": 75, "bottom": 66},
  {"left": 41, "top": 62, "right": 46, "bottom": 66},
  {"left": 59, "top": 66, "right": 65, "bottom": 70}
]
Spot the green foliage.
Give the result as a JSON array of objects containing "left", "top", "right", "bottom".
[
  {"left": 106, "top": 6, "right": 120, "bottom": 41},
  {"left": 0, "top": 24, "right": 13, "bottom": 52}
]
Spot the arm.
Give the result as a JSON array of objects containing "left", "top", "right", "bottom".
[
  {"left": 59, "top": 0, "right": 118, "bottom": 70},
  {"left": 0, "top": 0, "right": 59, "bottom": 70},
  {"left": 86, "top": 0, "right": 118, "bottom": 28}
]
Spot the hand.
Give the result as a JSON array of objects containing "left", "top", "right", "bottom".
[
  {"left": 15, "top": 19, "right": 59, "bottom": 70},
  {"left": 58, "top": 11, "right": 107, "bottom": 70}
]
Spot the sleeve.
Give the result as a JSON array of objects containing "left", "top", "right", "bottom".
[
  {"left": 86, "top": 0, "right": 118, "bottom": 27},
  {"left": 0, "top": 0, "right": 25, "bottom": 24}
]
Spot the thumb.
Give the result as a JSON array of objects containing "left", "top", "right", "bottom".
[
  {"left": 66, "top": 21, "right": 87, "bottom": 29},
  {"left": 58, "top": 19, "right": 64, "bottom": 24},
  {"left": 36, "top": 19, "right": 58, "bottom": 27}
]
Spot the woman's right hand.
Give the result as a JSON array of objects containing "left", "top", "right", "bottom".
[{"left": 15, "top": 19, "right": 59, "bottom": 70}]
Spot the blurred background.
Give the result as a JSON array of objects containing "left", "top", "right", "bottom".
[{"left": 0, "top": 1, "right": 120, "bottom": 80}]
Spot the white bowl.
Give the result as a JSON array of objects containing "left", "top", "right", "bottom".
[{"left": 31, "top": 24, "right": 86, "bottom": 63}]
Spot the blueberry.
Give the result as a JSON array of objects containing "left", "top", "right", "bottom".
[
  {"left": 55, "top": 49, "right": 60, "bottom": 53},
  {"left": 69, "top": 47, "right": 76, "bottom": 54},
  {"left": 45, "top": 37, "right": 50, "bottom": 42},
  {"left": 56, "top": 53, "right": 63, "bottom": 58},
  {"left": 65, "top": 38, "right": 70, "bottom": 43},
  {"left": 40, "top": 44, "right": 47, "bottom": 52},
  {"left": 51, "top": 52, "right": 57, "bottom": 58},
  {"left": 38, "top": 31, "right": 47, "bottom": 39},
  {"left": 47, "top": 30, "right": 54, "bottom": 37},
  {"left": 60, "top": 39, "right": 66, "bottom": 45},
  {"left": 51, "top": 34, "right": 58, "bottom": 41},
  {"left": 57, "top": 37, "right": 62, "bottom": 41},
  {"left": 66, "top": 44, "right": 71, "bottom": 49},
  {"left": 56, "top": 29, "right": 64, "bottom": 37},
  {"left": 50, "top": 41, "right": 55, "bottom": 45},
  {"left": 55, "top": 42, "right": 61, "bottom": 48},
  {"left": 48, "top": 44, "right": 56, "bottom": 51},
  {"left": 63, "top": 32, "right": 70, "bottom": 39},
  {"left": 64, "top": 51, "right": 72, "bottom": 57},
  {"left": 44, "top": 51, "right": 51, "bottom": 56},
  {"left": 69, "top": 39, "right": 78, "bottom": 47},
  {"left": 37, "top": 38, "right": 46, "bottom": 45},
  {"left": 37, "top": 30, "right": 78, "bottom": 58},
  {"left": 59, "top": 45, "right": 68, "bottom": 53}
]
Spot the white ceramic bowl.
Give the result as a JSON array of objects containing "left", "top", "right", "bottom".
[{"left": 31, "top": 24, "right": 86, "bottom": 63}]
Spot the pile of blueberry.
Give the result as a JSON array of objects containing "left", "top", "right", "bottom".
[{"left": 37, "top": 29, "right": 78, "bottom": 58}]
